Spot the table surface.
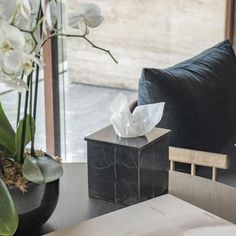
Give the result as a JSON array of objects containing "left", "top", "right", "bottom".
[
  {"left": 45, "top": 194, "right": 232, "bottom": 236},
  {"left": 39, "top": 163, "right": 124, "bottom": 235},
  {"left": 39, "top": 163, "right": 233, "bottom": 236}
]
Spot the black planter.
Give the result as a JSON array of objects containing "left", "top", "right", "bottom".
[{"left": 10, "top": 179, "right": 59, "bottom": 235}]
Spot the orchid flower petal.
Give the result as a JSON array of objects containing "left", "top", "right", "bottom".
[
  {"left": 41, "top": 0, "right": 46, "bottom": 15},
  {"left": 84, "top": 5, "right": 104, "bottom": 28},
  {"left": 42, "top": 0, "right": 57, "bottom": 34},
  {"left": 13, "top": 77, "right": 28, "bottom": 91},
  {"left": 6, "top": 27, "right": 25, "bottom": 50},
  {"left": 0, "top": 23, "right": 6, "bottom": 44},
  {"left": 42, "top": 18, "right": 48, "bottom": 35},
  {"left": 3, "top": 50, "right": 23, "bottom": 73},
  {"left": 21, "top": 53, "right": 43, "bottom": 74},
  {"left": 0, "top": 20, "right": 25, "bottom": 51},
  {"left": 69, "top": 4, "right": 104, "bottom": 28},
  {"left": 48, "top": 0, "right": 57, "bottom": 30},
  {"left": 16, "top": 0, "right": 32, "bottom": 20},
  {"left": 3, "top": 49, "right": 42, "bottom": 75},
  {"left": 45, "top": 1, "right": 53, "bottom": 30},
  {"left": 0, "top": 72, "right": 28, "bottom": 93}
]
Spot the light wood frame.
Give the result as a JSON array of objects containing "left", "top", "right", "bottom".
[{"left": 169, "top": 147, "right": 229, "bottom": 181}]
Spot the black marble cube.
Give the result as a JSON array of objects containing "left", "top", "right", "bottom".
[{"left": 85, "top": 125, "right": 171, "bottom": 205}]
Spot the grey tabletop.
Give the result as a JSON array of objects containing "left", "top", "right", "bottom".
[
  {"left": 36, "top": 162, "right": 236, "bottom": 236},
  {"left": 38, "top": 163, "right": 124, "bottom": 236}
]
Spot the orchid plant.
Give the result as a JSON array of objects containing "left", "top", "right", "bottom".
[{"left": 0, "top": 1, "right": 116, "bottom": 235}]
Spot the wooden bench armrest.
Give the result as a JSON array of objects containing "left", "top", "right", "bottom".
[
  {"left": 169, "top": 146, "right": 229, "bottom": 169},
  {"left": 169, "top": 146, "right": 229, "bottom": 181}
]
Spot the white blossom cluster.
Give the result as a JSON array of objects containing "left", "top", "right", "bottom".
[{"left": 0, "top": 0, "right": 103, "bottom": 92}]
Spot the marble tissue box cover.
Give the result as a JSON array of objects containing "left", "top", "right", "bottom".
[{"left": 85, "top": 125, "right": 171, "bottom": 205}]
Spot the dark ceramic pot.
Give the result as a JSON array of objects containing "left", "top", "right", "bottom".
[{"left": 10, "top": 179, "right": 59, "bottom": 235}]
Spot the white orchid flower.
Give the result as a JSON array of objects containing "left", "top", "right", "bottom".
[
  {"left": 17, "top": 0, "right": 32, "bottom": 20},
  {"left": 0, "top": 49, "right": 41, "bottom": 92},
  {"left": 22, "top": 53, "right": 43, "bottom": 74},
  {"left": 9, "top": 0, "right": 36, "bottom": 31},
  {"left": 2, "top": 50, "right": 23, "bottom": 73},
  {"left": 3, "top": 50, "right": 42, "bottom": 75},
  {"left": 41, "top": 0, "right": 57, "bottom": 35},
  {"left": 41, "top": 0, "right": 46, "bottom": 14},
  {"left": 68, "top": 3, "right": 104, "bottom": 31},
  {"left": 6, "top": 77, "right": 28, "bottom": 92},
  {"left": 0, "top": 20, "right": 25, "bottom": 53},
  {"left": 0, "top": 0, "right": 32, "bottom": 27},
  {"left": 0, "top": 70, "right": 28, "bottom": 92}
]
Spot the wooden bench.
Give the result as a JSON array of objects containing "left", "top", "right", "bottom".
[{"left": 169, "top": 147, "right": 229, "bottom": 181}]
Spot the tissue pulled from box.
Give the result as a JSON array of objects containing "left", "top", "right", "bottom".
[{"left": 110, "top": 93, "right": 165, "bottom": 138}]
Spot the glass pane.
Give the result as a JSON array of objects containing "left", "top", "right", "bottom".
[
  {"left": 66, "top": 0, "right": 225, "bottom": 90},
  {"left": 0, "top": 80, "right": 46, "bottom": 152},
  {"left": 0, "top": 1, "right": 47, "bottom": 156},
  {"left": 59, "top": 0, "right": 226, "bottom": 162}
]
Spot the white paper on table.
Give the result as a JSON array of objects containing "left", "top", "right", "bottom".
[
  {"left": 183, "top": 226, "right": 236, "bottom": 236},
  {"left": 110, "top": 93, "right": 165, "bottom": 138}
]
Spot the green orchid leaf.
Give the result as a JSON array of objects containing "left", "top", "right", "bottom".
[
  {"left": 22, "top": 156, "right": 44, "bottom": 184},
  {"left": 15, "top": 115, "right": 35, "bottom": 162},
  {"left": 22, "top": 156, "right": 63, "bottom": 184},
  {"left": 0, "top": 178, "right": 18, "bottom": 236},
  {"left": 0, "top": 102, "right": 16, "bottom": 155}
]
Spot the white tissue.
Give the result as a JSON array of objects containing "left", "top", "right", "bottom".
[{"left": 110, "top": 93, "right": 165, "bottom": 138}]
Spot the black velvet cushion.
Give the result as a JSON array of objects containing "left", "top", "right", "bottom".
[{"left": 138, "top": 40, "right": 236, "bottom": 163}]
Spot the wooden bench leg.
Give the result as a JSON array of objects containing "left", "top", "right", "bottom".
[
  {"left": 212, "top": 167, "right": 217, "bottom": 181},
  {"left": 191, "top": 164, "right": 196, "bottom": 176},
  {"left": 170, "top": 160, "right": 175, "bottom": 171}
]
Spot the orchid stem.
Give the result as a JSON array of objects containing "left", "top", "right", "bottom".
[
  {"left": 31, "top": 8, "right": 43, "bottom": 156},
  {"left": 33, "top": 5, "right": 43, "bottom": 122},
  {"left": 29, "top": 74, "right": 35, "bottom": 157},
  {"left": 31, "top": 66, "right": 38, "bottom": 157},
  {"left": 41, "top": 33, "right": 118, "bottom": 64},
  {"left": 83, "top": 36, "right": 118, "bottom": 64},
  {"left": 19, "top": 28, "right": 38, "bottom": 53},
  {"left": 16, "top": 93, "right": 21, "bottom": 128},
  {"left": 16, "top": 73, "right": 25, "bottom": 127},
  {"left": 20, "top": 74, "right": 31, "bottom": 163},
  {"left": 16, "top": 94, "right": 21, "bottom": 127},
  {"left": 33, "top": 64, "right": 40, "bottom": 120}
]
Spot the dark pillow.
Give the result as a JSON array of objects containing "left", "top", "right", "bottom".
[{"left": 138, "top": 40, "right": 236, "bottom": 164}]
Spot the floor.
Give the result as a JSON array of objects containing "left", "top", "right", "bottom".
[{"left": 0, "top": 81, "right": 137, "bottom": 162}]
